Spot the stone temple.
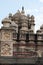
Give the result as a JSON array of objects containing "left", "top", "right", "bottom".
[{"left": 0, "top": 7, "right": 43, "bottom": 65}]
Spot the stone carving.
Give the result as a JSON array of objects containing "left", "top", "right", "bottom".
[
  {"left": 4, "top": 32, "right": 10, "bottom": 40},
  {"left": 1, "top": 43, "right": 12, "bottom": 56},
  {"left": 2, "top": 32, "right": 10, "bottom": 41}
]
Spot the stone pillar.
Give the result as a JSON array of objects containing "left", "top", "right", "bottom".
[
  {"left": 36, "top": 30, "right": 42, "bottom": 57},
  {"left": 30, "top": 15, "right": 35, "bottom": 32},
  {"left": 1, "top": 30, "right": 13, "bottom": 56}
]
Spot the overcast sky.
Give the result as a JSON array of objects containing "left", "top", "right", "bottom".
[{"left": 0, "top": 0, "right": 43, "bottom": 32}]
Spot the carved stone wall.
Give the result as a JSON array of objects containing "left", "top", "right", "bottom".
[{"left": 1, "top": 42, "right": 13, "bottom": 56}]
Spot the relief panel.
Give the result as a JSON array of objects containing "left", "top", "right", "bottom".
[
  {"left": 1, "top": 31, "right": 12, "bottom": 41},
  {"left": 1, "top": 42, "right": 13, "bottom": 56}
]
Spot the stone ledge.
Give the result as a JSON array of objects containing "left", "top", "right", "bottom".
[{"left": 0, "top": 56, "right": 39, "bottom": 64}]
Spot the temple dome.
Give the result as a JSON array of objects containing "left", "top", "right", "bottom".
[
  {"left": 2, "top": 17, "right": 11, "bottom": 24},
  {"left": 36, "top": 30, "right": 41, "bottom": 34},
  {"left": 40, "top": 24, "right": 43, "bottom": 29},
  {"left": 2, "top": 17, "right": 11, "bottom": 27},
  {"left": 12, "top": 7, "right": 28, "bottom": 21},
  {"left": 20, "top": 14, "right": 27, "bottom": 20},
  {"left": 31, "top": 15, "right": 34, "bottom": 20},
  {"left": 12, "top": 10, "right": 21, "bottom": 21}
]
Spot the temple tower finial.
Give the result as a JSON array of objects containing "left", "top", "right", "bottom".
[
  {"left": 21, "top": 6, "right": 24, "bottom": 14},
  {"left": 22, "top": 6, "right": 24, "bottom": 11}
]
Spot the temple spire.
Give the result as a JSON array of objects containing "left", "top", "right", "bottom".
[
  {"left": 22, "top": 6, "right": 24, "bottom": 11},
  {"left": 21, "top": 6, "right": 25, "bottom": 14}
]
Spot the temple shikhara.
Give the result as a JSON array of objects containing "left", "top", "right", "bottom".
[{"left": 0, "top": 7, "right": 43, "bottom": 65}]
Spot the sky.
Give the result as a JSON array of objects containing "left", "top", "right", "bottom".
[{"left": 0, "top": 0, "right": 43, "bottom": 32}]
